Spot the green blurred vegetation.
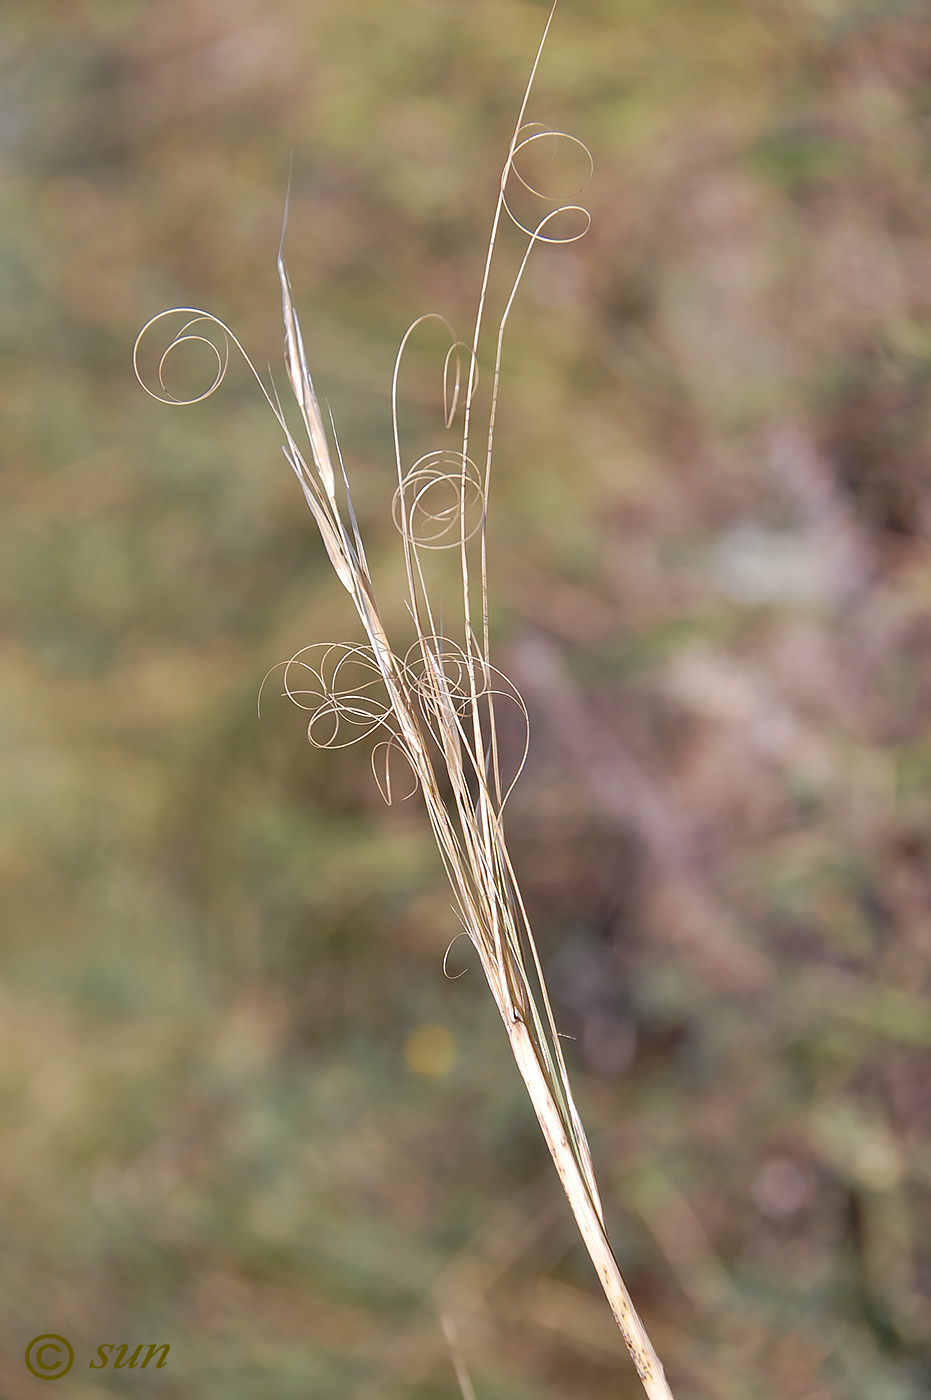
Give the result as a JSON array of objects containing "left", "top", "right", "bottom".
[{"left": 2, "top": 0, "right": 931, "bottom": 1397}]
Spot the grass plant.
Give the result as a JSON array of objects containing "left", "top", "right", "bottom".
[{"left": 135, "top": 5, "right": 673, "bottom": 1396}]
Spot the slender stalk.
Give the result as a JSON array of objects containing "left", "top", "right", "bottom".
[
  {"left": 133, "top": 4, "right": 675, "bottom": 1395},
  {"left": 506, "top": 1018, "right": 673, "bottom": 1400}
]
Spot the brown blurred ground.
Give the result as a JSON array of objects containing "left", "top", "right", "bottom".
[{"left": 1, "top": 1, "right": 930, "bottom": 1397}]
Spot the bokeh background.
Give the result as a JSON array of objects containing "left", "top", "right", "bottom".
[{"left": 2, "top": 1, "right": 931, "bottom": 1397}]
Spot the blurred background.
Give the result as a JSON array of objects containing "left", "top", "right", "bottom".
[{"left": 2, "top": 0, "right": 931, "bottom": 1397}]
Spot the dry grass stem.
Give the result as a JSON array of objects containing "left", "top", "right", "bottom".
[{"left": 134, "top": 5, "right": 674, "bottom": 1396}]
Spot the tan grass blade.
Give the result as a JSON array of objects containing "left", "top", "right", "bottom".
[{"left": 133, "top": 3, "right": 675, "bottom": 1395}]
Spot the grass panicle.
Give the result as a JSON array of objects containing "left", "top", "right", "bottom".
[{"left": 134, "top": 5, "right": 674, "bottom": 1396}]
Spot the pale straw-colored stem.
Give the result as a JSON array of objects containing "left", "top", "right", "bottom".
[
  {"left": 133, "top": 5, "right": 678, "bottom": 1395},
  {"left": 505, "top": 1015, "right": 674, "bottom": 1400}
]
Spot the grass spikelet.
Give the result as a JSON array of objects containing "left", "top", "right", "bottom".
[{"left": 134, "top": 5, "right": 674, "bottom": 1396}]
